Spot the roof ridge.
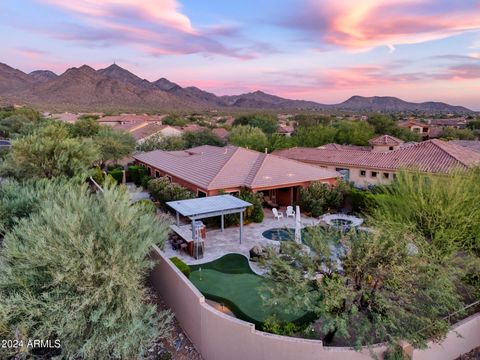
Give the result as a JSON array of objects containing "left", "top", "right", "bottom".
[
  {"left": 246, "top": 152, "right": 269, "bottom": 188},
  {"left": 207, "top": 146, "right": 240, "bottom": 189}
]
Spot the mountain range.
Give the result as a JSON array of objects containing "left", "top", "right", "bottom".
[{"left": 0, "top": 62, "right": 473, "bottom": 113}]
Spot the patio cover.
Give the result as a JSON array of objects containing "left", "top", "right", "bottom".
[{"left": 167, "top": 195, "right": 252, "bottom": 243}]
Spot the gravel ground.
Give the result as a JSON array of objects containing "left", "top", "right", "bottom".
[
  {"left": 456, "top": 347, "right": 480, "bottom": 360},
  {"left": 148, "top": 295, "right": 203, "bottom": 360}
]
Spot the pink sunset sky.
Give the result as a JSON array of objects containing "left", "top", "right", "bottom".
[{"left": 1, "top": 0, "right": 480, "bottom": 109}]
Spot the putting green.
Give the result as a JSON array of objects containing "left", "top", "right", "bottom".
[{"left": 189, "top": 253, "right": 308, "bottom": 326}]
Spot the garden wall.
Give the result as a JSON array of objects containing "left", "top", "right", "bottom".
[
  {"left": 411, "top": 313, "right": 480, "bottom": 360},
  {"left": 149, "top": 246, "right": 480, "bottom": 360}
]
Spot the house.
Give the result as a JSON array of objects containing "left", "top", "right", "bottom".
[
  {"left": 97, "top": 114, "right": 165, "bottom": 126},
  {"left": 130, "top": 124, "right": 183, "bottom": 143},
  {"left": 427, "top": 117, "right": 468, "bottom": 129},
  {"left": 450, "top": 140, "right": 480, "bottom": 153},
  {"left": 133, "top": 145, "right": 340, "bottom": 206},
  {"left": 277, "top": 123, "right": 295, "bottom": 137},
  {"left": 273, "top": 135, "right": 480, "bottom": 187},
  {"left": 399, "top": 119, "right": 430, "bottom": 138}
]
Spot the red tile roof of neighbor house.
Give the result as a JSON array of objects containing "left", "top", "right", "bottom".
[
  {"left": 134, "top": 145, "right": 340, "bottom": 190},
  {"left": 273, "top": 139, "right": 480, "bottom": 173},
  {"left": 368, "top": 134, "right": 404, "bottom": 146},
  {"left": 99, "top": 114, "right": 165, "bottom": 123},
  {"left": 450, "top": 140, "right": 480, "bottom": 153}
]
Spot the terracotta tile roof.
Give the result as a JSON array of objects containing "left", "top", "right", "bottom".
[
  {"left": 399, "top": 120, "right": 429, "bottom": 128},
  {"left": 134, "top": 145, "right": 340, "bottom": 190},
  {"left": 99, "top": 114, "right": 165, "bottom": 123},
  {"left": 450, "top": 140, "right": 480, "bottom": 153},
  {"left": 319, "top": 143, "right": 371, "bottom": 151},
  {"left": 273, "top": 139, "right": 480, "bottom": 173},
  {"left": 369, "top": 134, "right": 404, "bottom": 146}
]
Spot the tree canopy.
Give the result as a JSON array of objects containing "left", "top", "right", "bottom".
[
  {"left": 0, "top": 123, "right": 100, "bottom": 179},
  {"left": 137, "top": 134, "right": 186, "bottom": 152},
  {"left": 93, "top": 126, "right": 136, "bottom": 164},
  {"left": 233, "top": 114, "right": 278, "bottom": 134},
  {"left": 229, "top": 125, "right": 269, "bottom": 151},
  {"left": 182, "top": 128, "right": 224, "bottom": 148}
]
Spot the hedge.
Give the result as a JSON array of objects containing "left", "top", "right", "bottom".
[
  {"left": 108, "top": 169, "right": 124, "bottom": 183},
  {"left": 170, "top": 257, "right": 191, "bottom": 278},
  {"left": 128, "top": 165, "right": 147, "bottom": 186}
]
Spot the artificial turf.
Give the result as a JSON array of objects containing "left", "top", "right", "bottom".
[{"left": 189, "top": 254, "right": 308, "bottom": 326}]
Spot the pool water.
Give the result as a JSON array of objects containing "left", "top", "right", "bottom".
[
  {"left": 330, "top": 219, "right": 353, "bottom": 227},
  {"left": 262, "top": 228, "right": 310, "bottom": 242}
]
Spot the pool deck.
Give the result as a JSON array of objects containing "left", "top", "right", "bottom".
[{"left": 161, "top": 208, "right": 320, "bottom": 274}]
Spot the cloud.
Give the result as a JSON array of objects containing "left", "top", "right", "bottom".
[
  {"left": 34, "top": 0, "right": 273, "bottom": 59},
  {"left": 283, "top": 0, "right": 480, "bottom": 51},
  {"left": 14, "top": 47, "right": 48, "bottom": 58}
]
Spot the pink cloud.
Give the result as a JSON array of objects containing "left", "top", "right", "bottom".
[
  {"left": 34, "top": 0, "right": 274, "bottom": 59},
  {"left": 286, "top": 0, "right": 480, "bottom": 51},
  {"left": 40, "top": 0, "right": 194, "bottom": 33}
]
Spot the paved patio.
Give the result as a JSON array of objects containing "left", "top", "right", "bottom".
[{"left": 161, "top": 208, "right": 320, "bottom": 274}]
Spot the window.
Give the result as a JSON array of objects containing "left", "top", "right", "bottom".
[
  {"left": 383, "top": 173, "right": 390, "bottom": 179},
  {"left": 389, "top": 146, "right": 394, "bottom": 151},
  {"left": 360, "top": 170, "right": 366, "bottom": 177},
  {"left": 166, "top": 175, "right": 172, "bottom": 182},
  {"left": 393, "top": 173, "right": 397, "bottom": 179},
  {"left": 197, "top": 190, "right": 207, "bottom": 197},
  {"left": 371, "top": 171, "right": 377, "bottom": 178},
  {"left": 147, "top": 167, "right": 152, "bottom": 176},
  {"left": 155, "top": 170, "right": 160, "bottom": 178}
]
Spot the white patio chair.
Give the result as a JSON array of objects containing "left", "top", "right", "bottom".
[
  {"left": 272, "top": 208, "right": 284, "bottom": 220},
  {"left": 286, "top": 206, "right": 295, "bottom": 218}
]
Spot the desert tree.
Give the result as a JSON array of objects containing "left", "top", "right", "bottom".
[
  {"left": 263, "top": 225, "right": 472, "bottom": 348},
  {"left": 0, "top": 123, "right": 100, "bottom": 179}
]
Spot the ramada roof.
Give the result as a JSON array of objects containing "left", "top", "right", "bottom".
[
  {"left": 369, "top": 134, "right": 404, "bottom": 146},
  {"left": 134, "top": 145, "right": 340, "bottom": 190},
  {"left": 273, "top": 139, "right": 480, "bottom": 173}
]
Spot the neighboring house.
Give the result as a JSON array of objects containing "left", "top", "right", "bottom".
[
  {"left": 399, "top": 119, "right": 430, "bottom": 139},
  {"left": 134, "top": 145, "right": 340, "bottom": 206},
  {"left": 450, "top": 140, "right": 480, "bottom": 153},
  {"left": 273, "top": 135, "right": 480, "bottom": 187},
  {"left": 98, "top": 114, "right": 165, "bottom": 126},
  {"left": 277, "top": 123, "right": 295, "bottom": 137},
  {"left": 427, "top": 117, "right": 468, "bottom": 129},
  {"left": 130, "top": 124, "right": 183, "bottom": 143}
]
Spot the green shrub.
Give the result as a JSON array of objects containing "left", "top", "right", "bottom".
[
  {"left": 128, "top": 165, "right": 147, "bottom": 185},
  {"left": 298, "top": 181, "right": 349, "bottom": 217},
  {"left": 147, "top": 177, "right": 194, "bottom": 208},
  {"left": 0, "top": 182, "right": 173, "bottom": 359},
  {"left": 347, "top": 188, "right": 375, "bottom": 215},
  {"left": 107, "top": 163, "right": 123, "bottom": 171},
  {"left": 108, "top": 169, "right": 124, "bottom": 183},
  {"left": 141, "top": 175, "right": 154, "bottom": 188},
  {"left": 91, "top": 166, "right": 105, "bottom": 185},
  {"left": 170, "top": 257, "right": 191, "bottom": 277},
  {"left": 238, "top": 188, "right": 264, "bottom": 223},
  {"left": 134, "top": 199, "right": 157, "bottom": 214},
  {"left": 384, "top": 345, "right": 406, "bottom": 360},
  {"left": 262, "top": 315, "right": 299, "bottom": 336}
]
